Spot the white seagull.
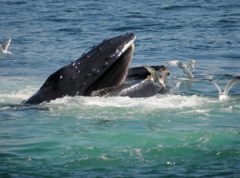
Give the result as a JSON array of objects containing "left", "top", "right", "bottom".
[
  {"left": 207, "top": 77, "right": 240, "bottom": 101},
  {"left": 144, "top": 65, "right": 170, "bottom": 89},
  {"left": 167, "top": 59, "right": 196, "bottom": 79},
  {"left": 0, "top": 39, "right": 12, "bottom": 58}
]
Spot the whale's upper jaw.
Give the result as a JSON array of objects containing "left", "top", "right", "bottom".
[
  {"left": 84, "top": 33, "right": 136, "bottom": 95},
  {"left": 24, "top": 33, "right": 136, "bottom": 104}
]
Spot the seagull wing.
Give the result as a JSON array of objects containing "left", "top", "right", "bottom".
[
  {"left": 167, "top": 60, "right": 187, "bottom": 70},
  {"left": 2, "top": 39, "right": 11, "bottom": 51},
  {"left": 167, "top": 60, "right": 194, "bottom": 78},
  {"left": 177, "top": 61, "right": 185, "bottom": 69},
  {"left": 208, "top": 80, "right": 222, "bottom": 94},
  {"left": 143, "top": 65, "right": 157, "bottom": 81},
  {"left": 167, "top": 60, "right": 181, "bottom": 67},
  {"left": 183, "top": 60, "right": 195, "bottom": 78},
  {"left": 223, "top": 79, "right": 240, "bottom": 96},
  {"left": 186, "top": 60, "right": 196, "bottom": 73},
  {"left": 144, "top": 65, "right": 156, "bottom": 74},
  {"left": 144, "top": 65, "right": 167, "bottom": 87},
  {"left": 179, "top": 63, "right": 193, "bottom": 78}
]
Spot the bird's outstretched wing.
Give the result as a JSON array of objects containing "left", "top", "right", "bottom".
[
  {"left": 208, "top": 79, "right": 222, "bottom": 94},
  {"left": 167, "top": 60, "right": 184, "bottom": 68},
  {"left": 223, "top": 78, "right": 240, "bottom": 96},
  {"left": 1, "top": 39, "right": 11, "bottom": 51},
  {"left": 167, "top": 60, "right": 195, "bottom": 79},
  {"left": 144, "top": 65, "right": 158, "bottom": 81},
  {"left": 186, "top": 59, "right": 196, "bottom": 73},
  {"left": 144, "top": 65, "right": 168, "bottom": 88}
]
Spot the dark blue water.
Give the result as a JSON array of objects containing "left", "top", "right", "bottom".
[{"left": 0, "top": 0, "right": 240, "bottom": 177}]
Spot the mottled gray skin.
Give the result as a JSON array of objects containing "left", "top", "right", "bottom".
[
  {"left": 117, "top": 66, "right": 170, "bottom": 97},
  {"left": 25, "top": 33, "right": 136, "bottom": 104},
  {"left": 111, "top": 80, "right": 167, "bottom": 97},
  {"left": 91, "top": 66, "right": 170, "bottom": 98}
]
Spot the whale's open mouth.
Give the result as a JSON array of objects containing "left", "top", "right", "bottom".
[
  {"left": 85, "top": 38, "right": 136, "bottom": 95},
  {"left": 25, "top": 33, "right": 136, "bottom": 104},
  {"left": 72, "top": 33, "right": 136, "bottom": 96}
]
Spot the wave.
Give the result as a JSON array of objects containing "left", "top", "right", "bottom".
[
  {"left": 110, "top": 26, "right": 146, "bottom": 32},
  {"left": 162, "top": 5, "right": 202, "bottom": 10},
  {"left": 0, "top": 86, "right": 35, "bottom": 104},
  {"left": 0, "top": 78, "right": 238, "bottom": 112},
  {"left": 47, "top": 94, "right": 210, "bottom": 110},
  {"left": 0, "top": 83, "right": 237, "bottom": 107},
  {"left": 4, "top": 1, "right": 27, "bottom": 5}
]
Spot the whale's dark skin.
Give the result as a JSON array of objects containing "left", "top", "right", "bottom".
[
  {"left": 128, "top": 65, "right": 168, "bottom": 79},
  {"left": 25, "top": 33, "right": 136, "bottom": 104},
  {"left": 25, "top": 33, "right": 168, "bottom": 104}
]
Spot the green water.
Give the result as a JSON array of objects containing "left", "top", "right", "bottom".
[
  {"left": 1, "top": 0, "right": 240, "bottom": 176},
  {"left": 1, "top": 82, "right": 240, "bottom": 177}
]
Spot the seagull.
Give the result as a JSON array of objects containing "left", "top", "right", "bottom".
[
  {"left": 207, "top": 77, "right": 240, "bottom": 101},
  {"left": 144, "top": 65, "right": 170, "bottom": 89},
  {"left": 167, "top": 59, "right": 196, "bottom": 79},
  {"left": 0, "top": 39, "right": 12, "bottom": 58}
]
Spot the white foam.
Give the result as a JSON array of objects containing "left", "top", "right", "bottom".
[
  {"left": 0, "top": 86, "right": 36, "bottom": 103},
  {"left": 0, "top": 76, "right": 230, "bottom": 112},
  {"left": 48, "top": 94, "right": 209, "bottom": 110},
  {"left": 0, "top": 76, "right": 42, "bottom": 103}
]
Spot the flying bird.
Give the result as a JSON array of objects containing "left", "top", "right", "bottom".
[
  {"left": 0, "top": 38, "right": 12, "bottom": 58},
  {"left": 167, "top": 59, "right": 196, "bottom": 79},
  {"left": 207, "top": 76, "right": 240, "bottom": 101}
]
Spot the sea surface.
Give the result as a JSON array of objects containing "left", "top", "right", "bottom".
[{"left": 0, "top": 0, "right": 240, "bottom": 177}]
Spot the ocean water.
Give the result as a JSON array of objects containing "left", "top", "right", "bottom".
[{"left": 0, "top": 0, "right": 240, "bottom": 177}]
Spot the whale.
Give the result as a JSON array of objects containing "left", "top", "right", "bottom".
[
  {"left": 91, "top": 65, "right": 170, "bottom": 97},
  {"left": 25, "top": 33, "right": 136, "bottom": 104},
  {"left": 25, "top": 33, "right": 169, "bottom": 104}
]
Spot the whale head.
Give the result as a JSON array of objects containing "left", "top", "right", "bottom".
[{"left": 25, "top": 33, "right": 136, "bottom": 104}]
